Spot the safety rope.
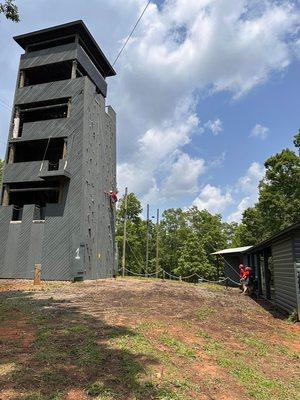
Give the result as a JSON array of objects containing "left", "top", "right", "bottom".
[{"left": 120, "top": 265, "right": 240, "bottom": 286}]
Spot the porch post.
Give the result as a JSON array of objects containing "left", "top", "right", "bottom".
[
  {"left": 263, "top": 248, "right": 271, "bottom": 300},
  {"left": 256, "top": 252, "right": 263, "bottom": 296}
]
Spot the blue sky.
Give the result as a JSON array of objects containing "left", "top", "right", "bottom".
[{"left": 0, "top": 0, "right": 299, "bottom": 221}]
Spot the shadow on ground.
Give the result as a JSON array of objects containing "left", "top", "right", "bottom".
[{"left": 0, "top": 290, "right": 161, "bottom": 400}]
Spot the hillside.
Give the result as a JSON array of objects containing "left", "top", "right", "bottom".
[{"left": 0, "top": 278, "right": 299, "bottom": 400}]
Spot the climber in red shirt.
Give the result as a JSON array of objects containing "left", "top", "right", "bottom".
[{"left": 105, "top": 190, "right": 118, "bottom": 205}]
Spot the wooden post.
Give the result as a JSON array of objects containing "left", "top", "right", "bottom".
[
  {"left": 2, "top": 186, "right": 9, "bottom": 206},
  {"left": 145, "top": 204, "right": 150, "bottom": 277},
  {"left": 34, "top": 264, "right": 41, "bottom": 285},
  {"left": 155, "top": 208, "right": 160, "bottom": 278},
  {"left": 263, "top": 249, "right": 271, "bottom": 300},
  {"left": 62, "top": 139, "right": 68, "bottom": 159},
  {"left": 256, "top": 253, "right": 263, "bottom": 296},
  {"left": 8, "top": 145, "right": 15, "bottom": 164},
  {"left": 71, "top": 60, "right": 77, "bottom": 79},
  {"left": 122, "top": 187, "right": 128, "bottom": 277},
  {"left": 19, "top": 70, "right": 25, "bottom": 88},
  {"left": 12, "top": 109, "right": 20, "bottom": 139}
]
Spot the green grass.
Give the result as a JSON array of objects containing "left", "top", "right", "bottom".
[
  {"left": 195, "top": 329, "right": 212, "bottom": 340},
  {"left": 160, "top": 333, "right": 196, "bottom": 360},
  {"left": 238, "top": 335, "right": 269, "bottom": 357},
  {"left": 195, "top": 306, "right": 216, "bottom": 321},
  {"left": 200, "top": 283, "right": 226, "bottom": 292},
  {"left": 85, "top": 382, "right": 115, "bottom": 399}
]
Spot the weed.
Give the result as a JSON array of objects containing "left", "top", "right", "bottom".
[
  {"left": 196, "top": 306, "right": 216, "bottom": 321},
  {"left": 195, "top": 330, "right": 212, "bottom": 340},
  {"left": 239, "top": 335, "right": 268, "bottom": 357},
  {"left": 86, "top": 382, "right": 115, "bottom": 398},
  {"left": 160, "top": 333, "right": 196, "bottom": 359},
  {"left": 287, "top": 310, "right": 298, "bottom": 323},
  {"left": 203, "top": 338, "right": 223, "bottom": 355},
  {"left": 200, "top": 283, "right": 226, "bottom": 292}
]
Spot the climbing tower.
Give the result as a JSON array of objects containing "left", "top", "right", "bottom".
[{"left": 0, "top": 21, "right": 116, "bottom": 280}]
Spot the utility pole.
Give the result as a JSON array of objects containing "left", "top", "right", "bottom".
[
  {"left": 156, "top": 209, "right": 160, "bottom": 278},
  {"left": 122, "top": 187, "right": 128, "bottom": 277},
  {"left": 145, "top": 204, "right": 150, "bottom": 277}
]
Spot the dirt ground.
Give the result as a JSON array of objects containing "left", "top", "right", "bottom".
[{"left": 0, "top": 278, "right": 299, "bottom": 400}]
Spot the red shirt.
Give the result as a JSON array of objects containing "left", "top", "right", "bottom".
[
  {"left": 110, "top": 192, "right": 118, "bottom": 203},
  {"left": 239, "top": 267, "right": 245, "bottom": 278},
  {"left": 242, "top": 269, "right": 250, "bottom": 279}
]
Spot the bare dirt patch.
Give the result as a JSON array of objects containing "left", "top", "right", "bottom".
[{"left": 0, "top": 277, "right": 299, "bottom": 400}]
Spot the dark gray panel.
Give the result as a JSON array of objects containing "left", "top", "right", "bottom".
[
  {"left": 3, "top": 161, "right": 43, "bottom": 183},
  {"left": 272, "top": 237, "right": 297, "bottom": 313},
  {"left": 20, "top": 43, "right": 77, "bottom": 69},
  {"left": 15, "top": 77, "right": 84, "bottom": 105},
  {"left": 293, "top": 230, "right": 300, "bottom": 263},
  {"left": 0, "top": 206, "right": 14, "bottom": 278},
  {"left": 15, "top": 205, "right": 36, "bottom": 278},
  {"left": 77, "top": 45, "right": 107, "bottom": 97}
]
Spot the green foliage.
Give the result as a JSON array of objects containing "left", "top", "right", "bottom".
[
  {"left": 293, "top": 129, "right": 300, "bottom": 155},
  {"left": 117, "top": 134, "right": 300, "bottom": 276},
  {"left": 258, "top": 148, "right": 300, "bottom": 234},
  {"left": 232, "top": 206, "right": 265, "bottom": 246},
  {"left": 0, "top": 0, "right": 19, "bottom": 21},
  {"left": 234, "top": 134, "right": 300, "bottom": 245},
  {"left": 116, "top": 198, "right": 230, "bottom": 279}
]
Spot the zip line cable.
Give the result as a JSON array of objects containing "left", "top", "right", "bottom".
[
  {"left": 0, "top": 100, "right": 11, "bottom": 111},
  {"left": 112, "top": 0, "right": 151, "bottom": 66}
]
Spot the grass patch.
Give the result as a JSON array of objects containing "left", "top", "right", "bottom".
[
  {"left": 200, "top": 283, "right": 226, "bottom": 292},
  {"left": 196, "top": 306, "right": 216, "bottom": 321},
  {"left": 160, "top": 333, "right": 196, "bottom": 360},
  {"left": 86, "top": 382, "right": 115, "bottom": 398},
  {"left": 195, "top": 329, "right": 212, "bottom": 340},
  {"left": 238, "top": 335, "right": 268, "bottom": 357}
]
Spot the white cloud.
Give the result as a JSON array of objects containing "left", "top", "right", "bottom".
[
  {"left": 192, "top": 184, "right": 233, "bottom": 214},
  {"left": 227, "top": 161, "right": 265, "bottom": 222},
  {"left": 1, "top": 0, "right": 299, "bottom": 211},
  {"left": 112, "top": 0, "right": 300, "bottom": 202},
  {"left": 191, "top": 161, "right": 265, "bottom": 221},
  {"left": 227, "top": 197, "right": 252, "bottom": 223},
  {"left": 162, "top": 152, "right": 206, "bottom": 197},
  {"left": 250, "top": 124, "right": 270, "bottom": 140},
  {"left": 236, "top": 161, "right": 265, "bottom": 194},
  {"left": 204, "top": 119, "right": 223, "bottom": 135}
]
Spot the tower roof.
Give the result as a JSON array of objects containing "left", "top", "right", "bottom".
[{"left": 14, "top": 20, "right": 116, "bottom": 78}]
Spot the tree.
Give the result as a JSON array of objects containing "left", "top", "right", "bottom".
[
  {"left": 294, "top": 129, "right": 300, "bottom": 156},
  {"left": 176, "top": 233, "right": 214, "bottom": 278},
  {"left": 232, "top": 206, "right": 265, "bottom": 246},
  {"left": 258, "top": 148, "right": 300, "bottom": 235},
  {"left": 116, "top": 192, "right": 148, "bottom": 273},
  {"left": 159, "top": 208, "right": 189, "bottom": 274},
  {"left": 234, "top": 135, "right": 300, "bottom": 246},
  {"left": 0, "top": 0, "right": 19, "bottom": 21}
]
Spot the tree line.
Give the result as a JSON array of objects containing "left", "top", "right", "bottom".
[
  {"left": 116, "top": 131, "right": 300, "bottom": 278},
  {"left": 0, "top": 133, "right": 298, "bottom": 279}
]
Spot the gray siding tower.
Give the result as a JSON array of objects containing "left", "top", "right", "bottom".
[{"left": 0, "top": 21, "right": 117, "bottom": 281}]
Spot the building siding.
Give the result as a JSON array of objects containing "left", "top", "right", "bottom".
[
  {"left": 0, "top": 27, "right": 116, "bottom": 281},
  {"left": 272, "top": 237, "right": 298, "bottom": 314}
]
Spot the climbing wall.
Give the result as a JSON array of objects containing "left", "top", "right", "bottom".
[{"left": 82, "top": 78, "right": 116, "bottom": 279}]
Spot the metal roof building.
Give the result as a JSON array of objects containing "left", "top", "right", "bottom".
[{"left": 212, "top": 223, "right": 300, "bottom": 320}]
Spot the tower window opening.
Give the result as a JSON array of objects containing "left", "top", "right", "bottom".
[
  {"left": 13, "top": 98, "right": 69, "bottom": 138},
  {"left": 21, "top": 61, "right": 73, "bottom": 87},
  {"left": 11, "top": 138, "right": 65, "bottom": 165}
]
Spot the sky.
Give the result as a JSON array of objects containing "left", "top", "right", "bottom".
[{"left": 0, "top": 0, "right": 300, "bottom": 222}]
